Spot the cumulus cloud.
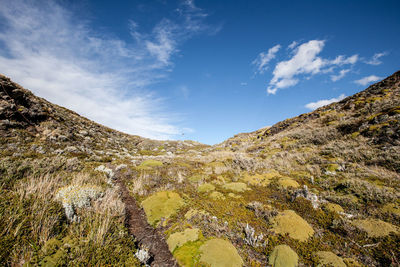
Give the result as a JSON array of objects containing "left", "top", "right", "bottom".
[
  {"left": 331, "top": 69, "right": 350, "bottom": 82},
  {"left": 354, "top": 75, "right": 381, "bottom": 86},
  {"left": 266, "top": 40, "right": 358, "bottom": 94},
  {"left": 364, "top": 52, "right": 387, "bottom": 65},
  {"left": 0, "top": 0, "right": 213, "bottom": 139},
  {"left": 252, "top": 44, "right": 281, "bottom": 74},
  {"left": 305, "top": 94, "right": 346, "bottom": 110}
]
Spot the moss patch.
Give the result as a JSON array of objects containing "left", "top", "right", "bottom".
[
  {"left": 270, "top": 210, "right": 314, "bottom": 241},
  {"left": 242, "top": 172, "right": 276, "bottom": 186},
  {"left": 197, "top": 183, "right": 215, "bottom": 193},
  {"left": 209, "top": 191, "right": 225, "bottom": 200},
  {"left": 277, "top": 178, "right": 300, "bottom": 189},
  {"left": 184, "top": 209, "right": 208, "bottom": 220},
  {"left": 351, "top": 219, "right": 398, "bottom": 238},
  {"left": 136, "top": 159, "right": 163, "bottom": 170},
  {"left": 199, "top": 238, "right": 243, "bottom": 267},
  {"left": 382, "top": 203, "right": 400, "bottom": 216},
  {"left": 222, "top": 182, "right": 249, "bottom": 192},
  {"left": 167, "top": 228, "right": 200, "bottom": 252},
  {"left": 142, "top": 191, "right": 185, "bottom": 225},
  {"left": 315, "top": 251, "right": 346, "bottom": 267},
  {"left": 268, "top": 245, "right": 298, "bottom": 267},
  {"left": 323, "top": 203, "right": 344, "bottom": 213},
  {"left": 173, "top": 240, "right": 204, "bottom": 267}
]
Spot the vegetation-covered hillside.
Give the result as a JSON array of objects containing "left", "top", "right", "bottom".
[{"left": 1, "top": 71, "right": 399, "bottom": 266}]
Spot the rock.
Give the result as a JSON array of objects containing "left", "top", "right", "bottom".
[
  {"left": 167, "top": 228, "right": 200, "bottom": 252},
  {"left": 222, "top": 182, "right": 249, "bottom": 192},
  {"left": 141, "top": 191, "right": 185, "bottom": 225},
  {"left": 268, "top": 245, "right": 299, "bottom": 267},
  {"left": 351, "top": 218, "right": 398, "bottom": 237},
  {"left": 199, "top": 238, "right": 243, "bottom": 267},
  {"left": 197, "top": 183, "right": 215, "bottom": 193},
  {"left": 315, "top": 251, "right": 346, "bottom": 267},
  {"left": 270, "top": 210, "right": 314, "bottom": 241}
]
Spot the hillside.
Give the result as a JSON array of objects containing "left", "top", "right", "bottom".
[{"left": 1, "top": 71, "right": 399, "bottom": 266}]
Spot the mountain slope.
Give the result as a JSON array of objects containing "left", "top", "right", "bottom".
[{"left": 1, "top": 72, "right": 399, "bottom": 266}]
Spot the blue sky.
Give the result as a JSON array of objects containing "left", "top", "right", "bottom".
[{"left": 0, "top": 0, "right": 399, "bottom": 144}]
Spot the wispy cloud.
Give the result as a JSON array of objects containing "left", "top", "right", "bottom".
[
  {"left": 305, "top": 94, "right": 346, "bottom": 110},
  {"left": 266, "top": 40, "right": 358, "bottom": 94},
  {"left": 252, "top": 44, "right": 281, "bottom": 74},
  {"left": 287, "top": 41, "right": 298, "bottom": 50},
  {"left": 0, "top": 0, "right": 214, "bottom": 139},
  {"left": 364, "top": 52, "right": 387, "bottom": 65},
  {"left": 354, "top": 75, "right": 381, "bottom": 86},
  {"left": 331, "top": 68, "right": 350, "bottom": 82}
]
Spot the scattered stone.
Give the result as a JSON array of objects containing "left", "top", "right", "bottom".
[
  {"left": 270, "top": 210, "right": 314, "bottom": 241},
  {"left": 351, "top": 218, "right": 398, "bottom": 237},
  {"left": 64, "top": 146, "right": 79, "bottom": 153},
  {"left": 141, "top": 191, "right": 185, "bottom": 225},
  {"left": 268, "top": 245, "right": 299, "bottom": 267},
  {"left": 199, "top": 238, "right": 243, "bottom": 267},
  {"left": 314, "top": 251, "right": 346, "bottom": 267},
  {"left": 167, "top": 228, "right": 200, "bottom": 252}
]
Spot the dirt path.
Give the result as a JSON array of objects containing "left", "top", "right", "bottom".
[{"left": 113, "top": 167, "right": 178, "bottom": 267}]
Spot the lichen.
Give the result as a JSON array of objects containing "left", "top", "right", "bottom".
[
  {"left": 268, "top": 245, "right": 298, "bottom": 267},
  {"left": 141, "top": 191, "right": 185, "bottom": 225},
  {"left": 55, "top": 184, "right": 103, "bottom": 221}
]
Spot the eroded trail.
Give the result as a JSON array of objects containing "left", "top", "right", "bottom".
[{"left": 113, "top": 168, "right": 178, "bottom": 267}]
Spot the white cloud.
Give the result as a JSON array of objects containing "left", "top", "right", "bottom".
[
  {"left": 266, "top": 40, "right": 359, "bottom": 94},
  {"left": 252, "top": 44, "right": 281, "bottom": 74},
  {"left": 240, "top": 82, "right": 247, "bottom": 86},
  {"left": 330, "top": 54, "right": 358, "bottom": 65},
  {"left": 288, "top": 41, "right": 298, "bottom": 50},
  {"left": 305, "top": 94, "right": 346, "bottom": 110},
  {"left": 364, "top": 52, "right": 387, "bottom": 65},
  {"left": 0, "top": 0, "right": 213, "bottom": 139},
  {"left": 331, "top": 68, "right": 350, "bottom": 82},
  {"left": 354, "top": 75, "right": 381, "bottom": 86}
]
